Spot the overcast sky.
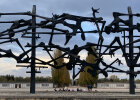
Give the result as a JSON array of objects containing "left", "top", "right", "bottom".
[{"left": 0, "top": 0, "right": 140, "bottom": 79}]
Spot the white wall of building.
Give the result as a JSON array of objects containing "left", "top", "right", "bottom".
[
  {"left": 97, "top": 83, "right": 140, "bottom": 89},
  {"left": 1, "top": 83, "right": 140, "bottom": 89},
  {"left": 0, "top": 83, "right": 53, "bottom": 88}
]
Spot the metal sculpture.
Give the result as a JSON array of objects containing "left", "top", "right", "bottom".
[
  {"left": 104, "top": 7, "right": 140, "bottom": 94},
  {"left": 0, "top": 5, "right": 105, "bottom": 94},
  {"left": 0, "top": 5, "right": 139, "bottom": 94}
]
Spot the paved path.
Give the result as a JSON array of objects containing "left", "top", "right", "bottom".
[
  {"left": 0, "top": 91, "right": 140, "bottom": 99},
  {"left": 0, "top": 88, "right": 140, "bottom": 99},
  {"left": 0, "top": 87, "right": 140, "bottom": 100}
]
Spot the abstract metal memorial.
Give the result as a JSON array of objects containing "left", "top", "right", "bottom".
[{"left": 0, "top": 5, "right": 139, "bottom": 94}]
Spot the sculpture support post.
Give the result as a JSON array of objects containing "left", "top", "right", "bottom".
[
  {"left": 130, "top": 67, "right": 135, "bottom": 94},
  {"left": 128, "top": 7, "right": 135, "bottom": 94},
  {"left": 30, "top": 5, "right": 36, "bottom": 94}
]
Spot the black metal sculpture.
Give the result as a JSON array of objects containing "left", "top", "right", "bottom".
[
  {"left": 104, "top": 7, "right": 140, "bottom": 94},
  {"left": 0, "top": 5, "right": 139, "bottom": 94}
]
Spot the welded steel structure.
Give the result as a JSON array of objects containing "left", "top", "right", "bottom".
[{"left": 0, "top": 5, "right": 139, "bottom": 94}]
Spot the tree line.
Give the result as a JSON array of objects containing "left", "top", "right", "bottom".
[
  {"left": 1, "top": 74, "right": 140, "bottom": 83},
  {"left": 0, "top": 75, "right": 52, "bottom": 83},
  {"left": 98, "top": 75, "right": 140, "bottom": 83}
]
